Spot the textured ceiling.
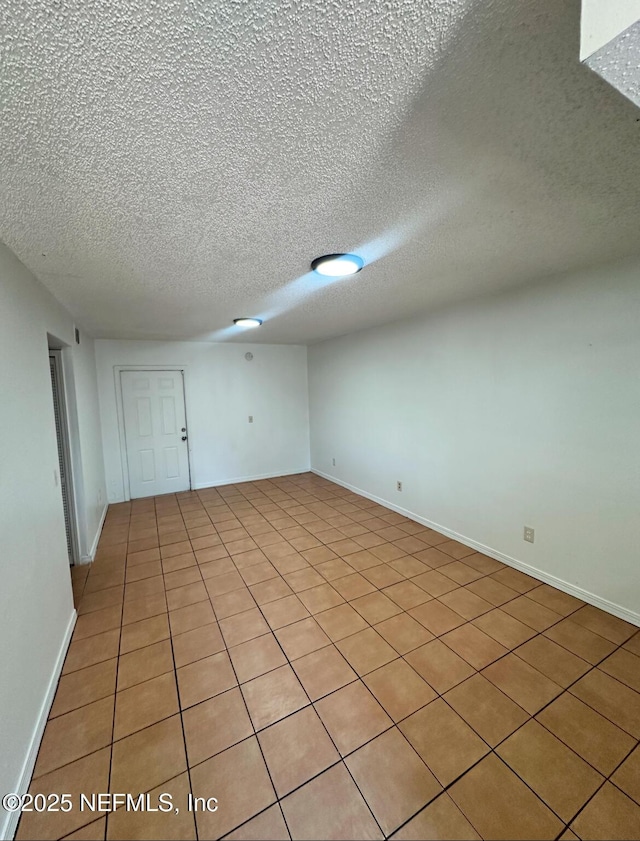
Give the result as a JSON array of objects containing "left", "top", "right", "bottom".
[{"left": 1, "top": 0, "right": 640, "bottom": 344}]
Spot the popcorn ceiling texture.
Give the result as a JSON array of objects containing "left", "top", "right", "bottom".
[{"left": 1, "top": 0, "right": 640, "bottom": 344}]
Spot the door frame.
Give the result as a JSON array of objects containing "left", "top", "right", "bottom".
[
  {"left": 49, "top": 349, "right": 81, "bottom": 565},
  {"left": 114, "top": 365, "right": 194, "bottom": 502}
]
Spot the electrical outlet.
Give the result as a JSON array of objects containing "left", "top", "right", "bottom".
[
  {"left": 98, "top": 488, "right": 103, "bottom": 506},
  {"left": 397, "top": 481, "right": 402, "bottom": 492},
  {"left": 524, "top": 526, "right": 535, "bottom": 543},
  {"left": 332, "top": 458, "right": 336, "bottom": 466},
  {"left": 248, "top": 415, "right": 253, "bottom": 423}
]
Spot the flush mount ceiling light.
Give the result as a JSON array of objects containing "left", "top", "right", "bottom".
[
  {"left": 311, "top": 253, "right": 364, "bottom": 277},
  {"left": 233, "top": 317, "right": 263, "bottom": 328}
]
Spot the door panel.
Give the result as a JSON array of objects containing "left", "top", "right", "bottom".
[
  {"left": 139, "top": 449, "right": 156, "bottom": 483},
  {"left": 160, "top": 396, "right": 177, "bottom": 435},
  {"left": 164, "top": 447, "right": 180, "bottom": 479},
  {"left": 136, "top": 398, "right": 153, "bottom": 437},
  {"left": 121, "top": 370, "right": 190, "bottom": 498}
]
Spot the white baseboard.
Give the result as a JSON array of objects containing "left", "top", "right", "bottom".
[
  {"left": 193, "top": 467, "right": 311, "bottom": 490},
  {"left": 80, "top": 503, "right": 108, "bottom": 564},
  {"left": 2, "top": 610, "right": 77, "bottom": 841},
  {"left": 312, "top": 469, "right": 640, "bottom": 629}
]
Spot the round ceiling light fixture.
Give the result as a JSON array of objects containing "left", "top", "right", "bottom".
[
  {"left": 311, "top": 253, "right": 364, "bottom": 277},
  {"left": 233, "top": 317, "right": 263, "bottom": 328}
]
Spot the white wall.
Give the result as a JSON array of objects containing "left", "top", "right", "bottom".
[
  {"left": 69, "top": 333, "right": 108, "bottom": 558},
  {"left": 309, "top": 259, "right": 640, "bottom": 622},
  {"left": 0, "top": 243, "right": 106, "bottom": 839},
  {"left": 580, "top": 0, "right": 640, "bottom": 59},
  {"left": 95, "top": 340, "right": 310, "bottom": 501}
]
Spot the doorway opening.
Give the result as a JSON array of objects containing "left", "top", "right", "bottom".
[{"left": 49, "top": 349, "right": 79, "bottom": 565}]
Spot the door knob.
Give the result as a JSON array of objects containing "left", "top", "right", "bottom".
[{"left": 181, "top": 436, "right": 187, "bottom": 441}]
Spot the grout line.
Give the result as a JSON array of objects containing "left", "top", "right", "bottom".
[
  {"left": 157, "top": 499, "right": 200, "bottom": 841},
  {"left": 104, "top": 507, "right": 132, "bottom": 841}
]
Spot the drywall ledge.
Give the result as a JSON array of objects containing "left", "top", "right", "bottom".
[
  {"left": 580, "top": 0, "right": 640, "bottom": 59},
  {"left": 583, "top": 19, "right": 640, "bottom": 108},
  {"left": 313, "top": 469, "right": 640, "bottom": 629},
  {"left": 1, "top": 610, "right": 77, "bottom": 841}
]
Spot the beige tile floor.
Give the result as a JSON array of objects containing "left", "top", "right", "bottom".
[{"left": 17, "top": 473, "right": 640, "bottom": 840}]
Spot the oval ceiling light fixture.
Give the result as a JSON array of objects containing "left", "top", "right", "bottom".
[
  {"left": 233, "top": 317, "right": 263, "bottom": 328},
  {"left": 311, "top": 253, "right": 364, "bottom": 277}
]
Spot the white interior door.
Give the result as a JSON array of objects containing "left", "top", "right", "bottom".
[{"left": 121, "top": 370, "right": 190, "bottom": 499}]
